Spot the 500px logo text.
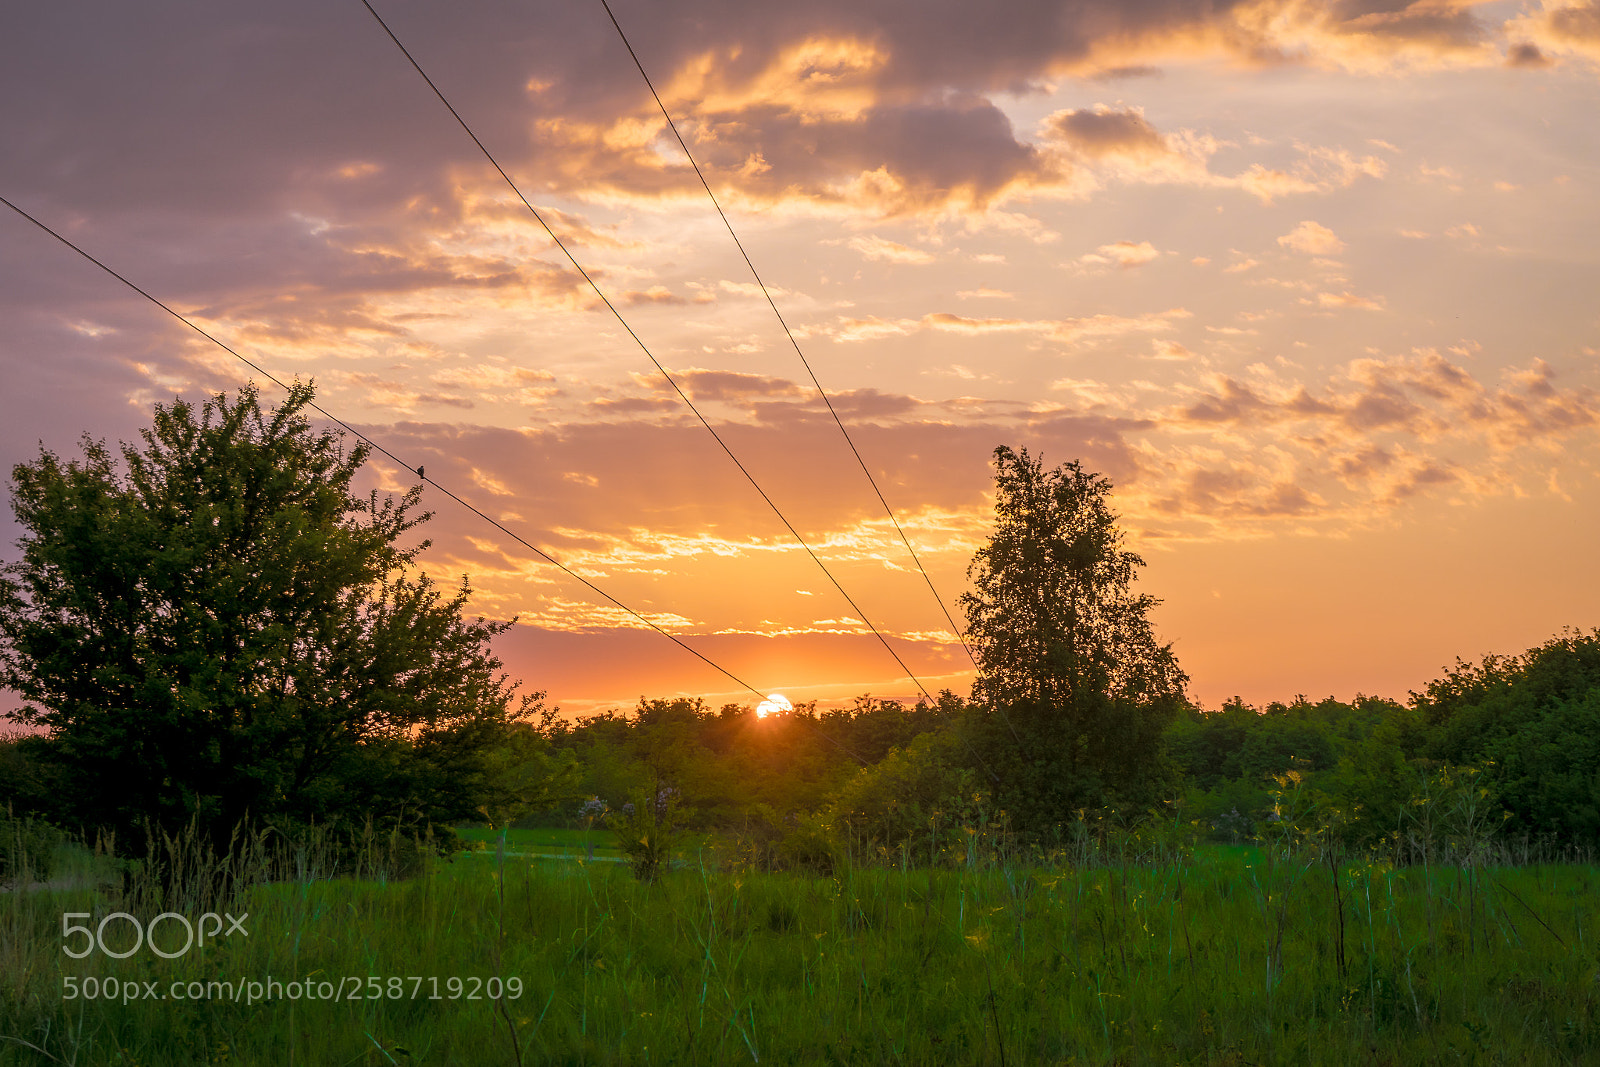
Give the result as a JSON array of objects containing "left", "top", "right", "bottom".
[{"left": 62, "top": 911, "right": 249, "bottom": 959}]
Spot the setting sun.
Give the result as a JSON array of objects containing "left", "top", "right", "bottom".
[
  {"left": 755, "top": 693, "right": 793, "bottom": 718},
  {"left": 1, "top": 3, "right": 1597, "bottom": 1061},
  {"left": 1, "top": 0, "right": 1595, "bottom": 723}
]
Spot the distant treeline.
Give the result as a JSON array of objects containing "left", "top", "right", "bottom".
[
  {"left": 1, "top": 388, "right": 1595, "bottom": 875},
  {"left": 474, "top": 628, "right": 1600, "bottom": 865},
  {"left": 4, "top": 629, "right": 1596, "bottom": 875},
  {"left": 1173, "top": 627, "right": 1600, "bottom": 852}
]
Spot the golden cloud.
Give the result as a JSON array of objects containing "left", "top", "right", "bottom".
[
  {"left": 1082, "top": 239, "right": 1163, "bottom": 268},
  {"left": 1278, "top": 220, "right": 1346, "bottom": 255},
  {"left": 819, "top": 307, "right": 1189, "bottom": 344},
  {"left": 1505, "top": 1, "right": 1600, "bottom": 64},
  {"left": 1316, "top": 290, "right": 1385, "bottom": 309},
  {"left": 660, "top": 35, "right": 891, "bottom": 124},
  {"left": 847, "top": 234, "right": 937, "bottom": 263}
]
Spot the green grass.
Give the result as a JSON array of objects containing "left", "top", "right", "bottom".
[
  {"left": 452, "top": 825, "right": 625, "bottom": 859},
  {"left": 2, "top": 841, "right": 1597, "bottom": 1065},
  {"left": 450, "top": 826, "right": 716, "bottom": 867}
]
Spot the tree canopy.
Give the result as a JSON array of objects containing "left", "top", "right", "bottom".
[
  {"left": 0, "top": 384, "right": 538, "bottom": 852},
  {"left": 1411, "top": 629, "right": 1600, "bottom": 843},
  {"left": 959, "top": 446, "right": 1187, "bottom": 825},
  {"left": 7, "top": 397, "right": 1591, "bottom": 870}
]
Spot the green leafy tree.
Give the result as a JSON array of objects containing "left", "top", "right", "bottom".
[
  {"left": 1413, "top": 629, "right": 1600, "bottom": 845},
  {"left": 0, "top": 384, "right": 538, "bottom": 855},
  {"left": 1167, "top": 698, "right": 1256, "bottom": 791},
  {"left": 959, "top": 446, "right": 1187, "bottom": 828}
]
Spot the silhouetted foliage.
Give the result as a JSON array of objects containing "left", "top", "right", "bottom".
[
  {"left": 1413, "top": 629, "right": 1600, "bottom": 844},
  {"left": 0, "top": 730, "right": 60, "bottom": 819},
  {"left": 1164, "top": 632, "right": 1600, "bottom": 853},
  {"left": 958, "top": 446, "right": 1187, "bottom": 828},
  {"left": 0, "top": 385, "right": 541, "bottom": 857}
]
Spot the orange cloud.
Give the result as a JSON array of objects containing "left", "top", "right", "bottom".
[
  {"left": 1278, "top": 220, "right": 1346, "bottom": 255},
  {"left": 819, "top": 307, "right": 1189, "bottom": 344},
  {"left": 847, "top": 234, "right": 936, "bottom": 263},
  {"left": 659, "top": 35, "right": 890, "bottom": 124},
  {"left": 1173, "top": 351, "right": 1600, "bottom": 452},
  {"left": 674, "top": 369, "right": 806, "bottom": 402},
  {"left": 1506, "top": 1, "right": 1600, "bottom": 64},
  {"left": 1042, "top": 107, "right": 1387, "bottom": 204},
  {"left": 1316, "top": 290, "right": 1385, "bottom": 309},
  {"left": 620, "top": 285, "right": 714, "bottom": 306},
  {"left": 1082, "top": 240, "right": 1163, "bottom": 268}
]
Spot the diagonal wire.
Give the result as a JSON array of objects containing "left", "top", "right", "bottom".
[
  {"left": 596, "top": 0, "right": 977, "bottom": 672},
  {"left": 358, "top": 0, "right": 934, "bottom": 705},
  {"left": 0, "top": 191, "right": 770, "bottom": 706},
  {"left": 591, "top": 2, "right": 1014, "bottom": 772}
]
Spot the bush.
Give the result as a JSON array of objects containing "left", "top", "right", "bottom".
[
  {"left": 1414, "top": 629, "right": 1600, "bottom": 847},
  {"left": 607, "top": 786, "right": 681, "bottom": 881},
  {"left": 0, "top": 810, "right": 65, "bottom": 885},
  {"left": 828, "top": 732, "right": 985, "bottom": 863},
  {"left": 776, "top": 812, "right": 839, "bottom": 876},
  {"left": 0, "top": 731, "right": 60, "bottom": 820}
]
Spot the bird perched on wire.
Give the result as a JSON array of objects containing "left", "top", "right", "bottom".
[{"left": 416, "top": 465, "right": 425, "bottom": 481}]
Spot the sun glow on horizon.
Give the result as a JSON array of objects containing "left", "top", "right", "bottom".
[
  {"left": 2, "top": 3, "right": 1596, "bottom": 718},
  {"left": 755, "top": 693, "right": 793, "bottom": 718}
]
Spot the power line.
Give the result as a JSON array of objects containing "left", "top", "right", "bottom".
[
  {"left": 595, "top": 0, "right": 978, "bottom": 673},
  {"left": 0, "top": 191, "right": 769, "bottom": 706},
  {"left": 0, "top": 206, "right": 958, "bottom": 776},
  {"left": 358, "top": 0, "right": 935, "bottom": 705},
  {"left": 588, "top": 0, "right": 1011, "bottom": 777}
]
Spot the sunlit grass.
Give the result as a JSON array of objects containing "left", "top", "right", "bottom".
[
  {"left": 3, "top": 828, "right": 1597, "bottom": 1065},
  {"left": 452, "top": 825, "right": 625, "bottom": 859}
]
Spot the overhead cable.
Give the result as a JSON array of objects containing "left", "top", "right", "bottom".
[
  {"left": 0, "top": 191, "right": 770, "bottom": 706},
  {"left": 358, "top": 0, "right": 935, "bottom": 704},
  {"left": 595, "top": 0, "right": 978, "bottom": 672}
]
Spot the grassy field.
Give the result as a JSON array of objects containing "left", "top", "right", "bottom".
[
  {"left": 2, "top": 834, "right": 1597, "bottom": 1065},
  {"left": 452, "top": 826, "right": 627, "bottom": 860}
]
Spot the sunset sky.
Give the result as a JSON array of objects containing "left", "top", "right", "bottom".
[{"left": 2, "top": 0, "right": 1597, "bottom": 719}]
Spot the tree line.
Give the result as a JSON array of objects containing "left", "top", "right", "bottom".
[{"left": 2, "top": 386, "right": 1596, "bottom": 879}]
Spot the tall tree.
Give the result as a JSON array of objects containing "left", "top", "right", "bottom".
[
  {"left": 0, "top": 384, "right": 536, "bottom": 852},
  {"left": 959, "top": 446, "right": 1187, "bottom": 825}
]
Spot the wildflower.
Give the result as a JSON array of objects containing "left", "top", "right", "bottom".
[{"left": 653, "top": 786, "right": 679, "bottom": 817}]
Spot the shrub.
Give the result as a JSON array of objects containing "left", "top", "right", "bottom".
[
  {"left": 0, "top": 810, "right": 65, "bottom": 885},
  {"left": 607, "top": 786, "right": 681, "bottom": 881},
  {"left": 828, "top": 732, "right": 985, "bottom": 863},
  {"left": 776, "top": 812, "right": 839, "bottom": 876}
]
